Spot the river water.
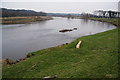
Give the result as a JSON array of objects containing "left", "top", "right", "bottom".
[{"left": 2, "top": 17, "right": 116, "bottom": 60}]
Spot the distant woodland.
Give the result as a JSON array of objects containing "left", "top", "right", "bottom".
[{"left": 1, "top": 8, "right": 47, "bottom": 17}]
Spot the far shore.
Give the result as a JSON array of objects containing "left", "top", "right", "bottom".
[
  {"left": 68, "top": 16, "right": 119, "bottom": 27},
  {"left": 1, "top": 16, "right": 53, "bottom": 24},
  {"left": 84, "top": 18, "right": 119, "bottom": 27}
]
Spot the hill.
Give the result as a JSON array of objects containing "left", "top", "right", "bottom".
[
  {"left": 47, "top": 13, "right": 81, "bottom": 17},
  {"left": 1, "top": 8, "right": 47, "bottom": 17}
]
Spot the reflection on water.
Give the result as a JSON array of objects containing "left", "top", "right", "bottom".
[
  {"left": 2, "top": 17, "right": 116, "bottom": 60},
  {"left": 80, "top": 19, "right": 89, "bottom": 24}
]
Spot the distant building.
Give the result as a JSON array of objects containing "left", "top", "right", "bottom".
[{"left": 93, "top": 10, "right": 120, "bottom": 18}]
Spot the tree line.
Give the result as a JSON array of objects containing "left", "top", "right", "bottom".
[
  {"left": 1, "top": 8, "right": 47, "bottom": 17},
  {"left": 81, "top": 10, "right": 120, "bottom": 18}
]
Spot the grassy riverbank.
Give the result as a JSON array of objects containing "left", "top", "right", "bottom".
[
  {"left": 2, "top": 18, "right": 119, "bottom": 78},
  {"left": 1, "top": 16, "right": 53, "bottom": 24},
  {"left": 88, "top": 18, "right": 119, "bottom": 27},
  {"left": 72, "top": 17, "right": 119, "bottom": 27}
]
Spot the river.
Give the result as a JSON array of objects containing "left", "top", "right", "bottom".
[{"left": 2, "top": 17, "right": 116, "bottom": 60}]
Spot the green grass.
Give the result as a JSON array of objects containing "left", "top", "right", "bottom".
[{"left": 3, "top": 26, "right": 119, "bottom": 78}]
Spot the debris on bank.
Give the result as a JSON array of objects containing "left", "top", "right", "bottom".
[
  {"left": 76, "top": 41, "right": 82, "bottom": 48},
  {"left": 43, "top": 75, "right": 57, "bottom": 80},
  {"left": 59, "top": 27, "right": 77, "bottom": 33}
]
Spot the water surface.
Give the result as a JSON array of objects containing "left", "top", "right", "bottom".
[{"left": 2, "top": 17, "right": 116, "bottom": 60}]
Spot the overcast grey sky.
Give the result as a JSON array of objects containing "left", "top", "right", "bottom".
[
  {"left": 2, "top": 2, "right": 118, "bottom": 13},
  {"left": 1, "top": 0, "right": 119, "bottom": 2}
]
